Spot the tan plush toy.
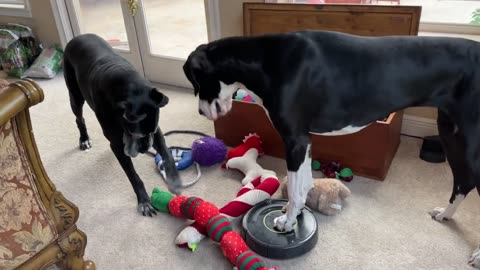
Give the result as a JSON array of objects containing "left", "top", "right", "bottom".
[{"left": 281, "top": 177, "right": 351, "bottom": 216}]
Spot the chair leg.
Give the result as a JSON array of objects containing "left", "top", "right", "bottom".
[{"left": 58, "top": 228, "right": 96, "bottom": 270}]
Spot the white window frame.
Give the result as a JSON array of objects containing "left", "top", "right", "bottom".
[{"left": 0, "top": 0, "right": 31, "bottom": 18}]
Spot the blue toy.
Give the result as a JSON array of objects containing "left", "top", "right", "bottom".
[{"left": 155, "top": 148, "right": 194, "bottom": 171}]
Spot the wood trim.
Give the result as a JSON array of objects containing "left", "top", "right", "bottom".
[{"left": 243, "top": 3, "right": 421, "bottom": 36}]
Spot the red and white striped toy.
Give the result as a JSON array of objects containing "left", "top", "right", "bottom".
[{"left": 175, "top": 134, "right": 280, "bottom": 249}]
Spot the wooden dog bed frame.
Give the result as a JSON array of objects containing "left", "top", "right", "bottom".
[{"left": 214, "top": 3, "right": 421, "bottom": 180}]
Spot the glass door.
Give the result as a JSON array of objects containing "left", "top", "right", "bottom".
[
  {"left": 133, "top": 0, "right": 209, "bottom": 88},
  {"left": 65, "top": 0, "right": 144, "bottom": 75},
  {"left": 64, "top": 0, "right": 211, "bottom": 88}
]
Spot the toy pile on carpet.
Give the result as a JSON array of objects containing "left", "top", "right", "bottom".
[
  {"left": 151, "top": 133, "right": 279, "bottom": 270},
  {"left": 151, "top": 132, "right": 355, "bottom": 269},
  {"left": 312, "top": 159, "right": 354, "bottom": 182}
]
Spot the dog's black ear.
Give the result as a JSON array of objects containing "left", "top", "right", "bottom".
[
  {"left": 183, "top": 48, "right": 210, "bottom": 96},
  {"left": 150, "top": 88, "right": 169, "bottom": 108}
]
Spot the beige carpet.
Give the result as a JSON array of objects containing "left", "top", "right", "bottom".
[{"left": 26, "top": 75, "right": 479, "bottom": 270}]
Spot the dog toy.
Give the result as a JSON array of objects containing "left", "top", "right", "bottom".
[
  {"left": 235, "top": 89, "right": 255, "bottom": 103},
  {"left": 174, "top": 134, "right": 279, "bottom": 250},
  {"left": 225, "top": 148, "right": 267, "bottom": 185},
  {"left": 150, "top": 188, "right": 277, "bottom": 270},
  {"left": 150, "top": 130, "right": 226, "bottom": 188},
  {"left": 156, "top": 148, "right": 193, "bottom": 170},
  {"left": 155, "top": 148, "right": 202, "bottom": 188},
  {"left": 227, "top": 133, "right": 264, "bottom": 160},
  {"left": 314, "top": 160, "right": 354, "bottom": 182},
  {"left": 281, "top": 177, "right": 351, "bottom": 216},
  {"left": 191, "top": 136, "right": 227, "bottom": 166}
]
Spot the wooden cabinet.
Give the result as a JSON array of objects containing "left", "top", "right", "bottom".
[{"left": 213, "top": 3, "right": 422, "bottom": 180}]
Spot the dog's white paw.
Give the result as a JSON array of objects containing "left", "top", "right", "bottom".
[
  {"left": 79, "top": 139, "right": 92, "bottom": 151},
  {"left": 469, "top": 246, "right": 480, "bottom": 269},
  {"left": 273, "top": 214, "right": 296, "bottom": 232},
  {"left": 429, "top": 207, "right": 451, "bottom": 221}
]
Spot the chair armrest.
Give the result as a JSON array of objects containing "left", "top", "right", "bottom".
[{"left": 0, "top": 79, "right": 44, "bottom": 126}]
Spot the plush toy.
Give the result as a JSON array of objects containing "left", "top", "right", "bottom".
[
  {"left": 226, "top": 133, "right": 264, "bottom": 160},
  {"left": 225, "top": 148, "right": 267, "bottom": 185},
  {"left": 150, "top": 188, "right": 277, "bottom": 270},
  {"left": 281, "top": 177, "right": 351, "bottom": 216},
  {"left": 191, "top": 136, "right": 227, "bottom": 166},
  {"left": 174, "top": 134, "right": 280, "bottom": 250},
  {"left": 235, "top": 89, "right": 256, "bottom": 103}
]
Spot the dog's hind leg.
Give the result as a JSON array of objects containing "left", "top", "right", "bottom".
[
  {"left": 273, "top": 135, "right": 313, "bottom": 232},
  {"left": 429, "top": 110, "right": 476, "bottom": 221},
  {"left": 64, "top": 60, "right": 91, "bottom": 150}
]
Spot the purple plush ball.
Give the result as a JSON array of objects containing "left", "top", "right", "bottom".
[{"left": 191, "top": 137, "right": 227, "bottom": 166}]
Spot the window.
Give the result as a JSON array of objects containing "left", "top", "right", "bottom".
[
  {"left": 0, "top": 0, "right": 31, "bottom": 17},
  {"left": 267, "top": 0, "right": 480, "bottom": 36}
]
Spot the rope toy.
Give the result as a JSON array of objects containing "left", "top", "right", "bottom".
[
  {"left": 173, "top": 134, "right": 280, "bottom": 251},
  {"left": 150, "top": 188, "right": 278, "bottom": 270}
]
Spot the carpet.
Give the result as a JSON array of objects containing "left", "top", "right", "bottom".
[{"left": 26, "top": 75, "right": 479, "bottom": 270}]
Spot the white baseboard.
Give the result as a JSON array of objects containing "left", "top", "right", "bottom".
[{"left": 401, "top": 115, "right": 438, "bottom": 138}]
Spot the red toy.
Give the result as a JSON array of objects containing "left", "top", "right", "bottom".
[
  {"left": 151, "top": 189, "right": 277, "bottom": 270},
  {"left": 226, "top": 133, "right": 264, "bottom": 160}
]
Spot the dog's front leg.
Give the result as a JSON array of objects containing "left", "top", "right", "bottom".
[
  {"left": 110, "top": 143, "right": 156, "bottom": 216},
  {"left": 274, "top": 139, "right": 313, "bottom": 232},
  {"left": 153, "top": 128, "right": 182, "bottom": 195}
]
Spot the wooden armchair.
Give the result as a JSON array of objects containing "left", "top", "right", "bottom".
[{"left": 0, "top": 79, "right": 95, "bottom": 270}]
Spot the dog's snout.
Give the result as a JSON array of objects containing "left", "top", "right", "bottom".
[{"left": 198, "top": 109, "right": 204, "bottom": 115}]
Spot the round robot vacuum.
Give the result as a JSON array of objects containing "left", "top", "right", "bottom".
[{"left": 241, "top": 199, "right": 318, "bottom": 259}]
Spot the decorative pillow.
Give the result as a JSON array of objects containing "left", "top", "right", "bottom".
[{"left": 0, "top": 119, "right": 57, "bottom": 269}]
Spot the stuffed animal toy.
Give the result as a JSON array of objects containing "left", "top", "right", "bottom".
[
  {"left": 281, "top": 177, "right": 351, "bottom": 216},
  {"left": 226, "top": 133, "right": 264, "bottom": 160},
  {"left": 191, "top": 136, "right": 227, "bottom": 166},
  {"left": 150, "top": 188, "right": 277, "bottom": 270}
]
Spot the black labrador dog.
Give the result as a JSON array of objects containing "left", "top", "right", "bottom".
[{"left": 63, "top": 33, "right": 182, "bottom": 216}]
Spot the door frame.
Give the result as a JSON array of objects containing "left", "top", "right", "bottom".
[{"left": 50, "top": 0, "right": 223, "bottom": 87}]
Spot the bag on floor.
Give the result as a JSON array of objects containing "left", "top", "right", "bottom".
[
  {"left": 0, "top": 23, "right": 42, "bottom": 65},
  {"left": 22, "top": 46, "right": 63, "bottom": 79},
  {"left": 0, "top": 29, "right": 30, "bottom": 78}
]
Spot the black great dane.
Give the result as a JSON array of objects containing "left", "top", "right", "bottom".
[
  {"left": 63, "top": 34, "right": 182, "bottom": 216},
  {"left": 182, "top": 30, "right": 480, "bottom": 268}
]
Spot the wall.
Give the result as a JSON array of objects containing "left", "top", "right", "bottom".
[
  {"left": 0, "top": 1, "right": 61, "bottom": 47},
  {"left": 218, "top": 0, "right": 263, "bottom": 38},
  {"left": 217, "top": 1, "right": 437, "bottom": 120}
]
